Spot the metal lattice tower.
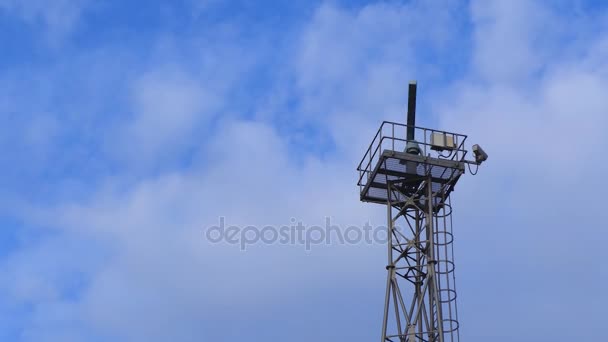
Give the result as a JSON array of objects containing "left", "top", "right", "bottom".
[{"left": 356, "top": 82, "right": 486, "bottom": 342}]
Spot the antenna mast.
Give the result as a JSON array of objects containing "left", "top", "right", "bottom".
[{"left": 356, "top": 82, "right": 486, "bottom": 342}]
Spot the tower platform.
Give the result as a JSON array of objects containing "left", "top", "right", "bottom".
[{"left": 357, "top": 121, "right": 469, "bottom": 207}]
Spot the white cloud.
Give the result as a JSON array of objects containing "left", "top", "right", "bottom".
[
  {"left": 18, "top": 118, "right": 382, "bottom": 341},
  {"left": 470, "top": 0, "right": 559, "bottom": 83},
  {"left": 0, "top": 0, "right": 91, "bottom": 43},
  {"left": 119, "top": 68, "right": 220, "bottom": 163},
  {"left": 293, "top": 1, "right": 461, "bottom": 121}
]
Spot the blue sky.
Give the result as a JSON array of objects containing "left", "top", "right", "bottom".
[{"left": 1, "top": 0, "right": 607, "bottom": 341}]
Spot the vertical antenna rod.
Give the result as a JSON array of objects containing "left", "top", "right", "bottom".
[{"left": 406, "top": 81, "right": 417, "bottom": 141}]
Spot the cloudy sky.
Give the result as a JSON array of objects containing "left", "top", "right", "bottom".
[{"left": 1, "top": 0, "right": 607, "bottom": 341}]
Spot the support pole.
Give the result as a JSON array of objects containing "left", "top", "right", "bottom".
[{"left": 406, "top": 81, "right": 417, "bottom": 141}]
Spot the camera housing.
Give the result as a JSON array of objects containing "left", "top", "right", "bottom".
[{"left": 472, "top": 144, "right": 488, "bottom": 164}]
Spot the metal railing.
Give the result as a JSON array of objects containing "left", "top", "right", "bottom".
[{"left": 356, "top": 121, "right": 469, "bottom": 189}]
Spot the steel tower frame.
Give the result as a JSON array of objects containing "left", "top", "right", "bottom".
[
  {"left": 357, "top": 82, "right": 484, "bottom": 342},
  {"left": 380, "top": 170, "right": 461, "bottom": 342}
]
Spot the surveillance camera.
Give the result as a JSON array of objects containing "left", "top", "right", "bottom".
[{"left": 472, "top": 144, "right": 488, "bottom": 164}]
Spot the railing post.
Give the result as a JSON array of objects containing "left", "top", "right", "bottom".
[
  {"left": 424, "top": 128, "right": 428, "bottom": 156},
  {"left": 392, "top": 123, "right": 395, "bottom": 151}
]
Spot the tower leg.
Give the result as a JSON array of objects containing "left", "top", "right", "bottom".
[{"left": 381, "top": 184, "right": 394, "bottom": 341}]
